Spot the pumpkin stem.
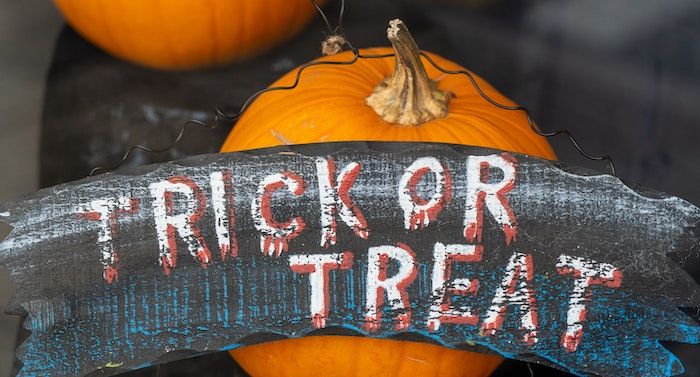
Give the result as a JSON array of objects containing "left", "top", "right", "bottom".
[{"left": 366, "top": 19, "right": 451, "bottom": 126}]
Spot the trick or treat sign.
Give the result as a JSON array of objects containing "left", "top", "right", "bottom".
[{"left": 0, "top": 142, "right": 698, "bottom": 377}]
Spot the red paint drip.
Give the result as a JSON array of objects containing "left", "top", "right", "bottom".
[
  {"left": 405, "top": 163, "right": 453, "bottom": 231},
  {"left": 77, "top": 212, "right": 101, "bottom": 221},
  {"left": 261, "top": 235, "right": 290, "bottom": 257},
  {"left": 104, "top": 266, "right": 119, "bottom": 284},
  {"left": 562, "top": 328, "right": 584, "bottom": 352},
  {"left": 363, "top": 317, "right": 381, "bottom": 333},
  {"left": 312, "top": 313, "right": 326, "bottom": 329},
  {"left": 466, "top": 191, "right": 486, "bottom": 243},
  {"left": 523, "top": 331, "right": 538, "bottom": 346},
  {"left": 502, "top": 224, "right": 517, "bottom": 245}
]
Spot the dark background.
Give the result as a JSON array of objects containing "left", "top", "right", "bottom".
[{"left": 1, "top": 0, "right": 699, "bottom": 376}]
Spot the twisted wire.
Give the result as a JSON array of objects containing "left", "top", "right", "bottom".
[
  {"left": 419, "top": 52, "right": 616, "bottom": 174},
  {"left": 91, "top": 0, "right": 615, "bottom": 176}
]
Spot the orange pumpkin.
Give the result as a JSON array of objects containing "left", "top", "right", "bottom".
[
  {"left": 222, "top": 19, "right": 555, "bottom": 377},
  {"left": 221, "top": 31, "right": 554, "bottom": 161},
  {"left": 52, "top": 0, "right": 322, "bottom": 70}
]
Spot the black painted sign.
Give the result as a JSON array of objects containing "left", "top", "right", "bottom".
[{"left": 0, "top": 142, "right": 698, "bottom": 377}]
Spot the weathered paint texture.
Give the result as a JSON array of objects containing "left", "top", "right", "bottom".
[{"left": 0, "top": 142, "right": 698, "bottom": 377}]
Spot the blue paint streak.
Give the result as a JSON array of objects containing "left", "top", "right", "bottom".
[
  {"left": 291, "top": 268, "right": 299, "bottom": 315},
  {"left": 129, "top": 279, "right": 137, "bottom": 336},
  {"left": 140, "top": 278, "right": 149, "bottom": 334},
  {"left": 236, "top": 259, "right": 245, "bottom": 323},
  {"left": 204, "top": 268, "right": 211, "bottom": 323},
  {"left": 262, "top": 269, "right": 269, "bottom": 317},
  {"left": 280, "top": 271, "right": 288, "bottom": 316},
  {"left": 154, "top": 278, "right": 160, "bottom": 331},
  {"left": 19, "top": 260, "right": 700, "bottom": 377},
  {"left": 222, "top": 269, "right": 230, "bottom": 327},
  {"left": 347, "top": 268, "right": 355, "bottom": 310},
  {"left": 249, "top": 256, "right": 259, "bottom": 317}
]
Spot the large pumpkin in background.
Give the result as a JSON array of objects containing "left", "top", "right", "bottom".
[
  {"left": 222, "top": 20, "right": 556, "bottom": 377},
  {"left": 52, "top": 0, "right": 322, "bottom": 70}
]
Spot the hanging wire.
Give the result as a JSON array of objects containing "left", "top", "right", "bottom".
[
  {"left": 338, "top": 0, "right": 347, "bottom": 36},
  {"left": 90, "top": 0, "right": 615, "bottom": 176},
  {"left": 311, "top": 0, "right": 334, "bottom": 34},
  {"left": 418, "top": 52, "right": 616, "bottom": 175},
  {"left": 527, "top": 362, "right": 535, "bottom": 377},
  {"left": 89, "top": 108, "right": 236, "bottom": 176},
  {"left": 311, "top": 0, "right": 348, "bottom": 37}
]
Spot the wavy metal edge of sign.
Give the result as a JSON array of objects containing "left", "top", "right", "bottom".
[{"left": 0, "top": 142, "right": 698, "bottom": 377}]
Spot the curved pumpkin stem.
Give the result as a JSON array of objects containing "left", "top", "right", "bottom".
[{"left": 366, "top": 19, "right": 451, "bottom": 125}]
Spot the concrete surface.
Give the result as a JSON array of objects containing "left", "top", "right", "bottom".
[{"left": 0, "top": 1, "right": 62, "bottom": 376}]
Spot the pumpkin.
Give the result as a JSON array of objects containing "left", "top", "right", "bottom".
[
  {"left": 222, "top": 19, "right": 556, "bottom": 377},
  {"left": 52, "top": 0, "right": 323, "bottom": 70}
]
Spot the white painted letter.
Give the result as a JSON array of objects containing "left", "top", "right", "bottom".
[
  {"left": 557, "top": 254, "right": 623, "bottom": 352},
  {"left": 481, "top": 252, "right": 539, "bottom": 345},
  {"left": 150, "top": 176, "right": 211, "bottom": 274},
  {"left": 78, "top": 197, "right": 139, "bottom": 283},
  {"left": 427, "top": 242, "right": 482, "bottom": 332},
  {"left": 364, "top": 244, "right": 418, "bottom": 332},
  {"left": 289, "top": 252, "right": 354, "bottom": 329},
  {"left": 210, "top": 170, "right": 237, "bottom": 260},
  {"left": 251, "top": 171, "right": 306, "bottom": 257},
  {"left": 464, "top": 154, "right": 518, "bottom": 245},
  {"left": 316, "top": 158, "right": 369, "bottom": 247},
  {"left": 399, "top": 157, "right": 452, "bottom": 230}
]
